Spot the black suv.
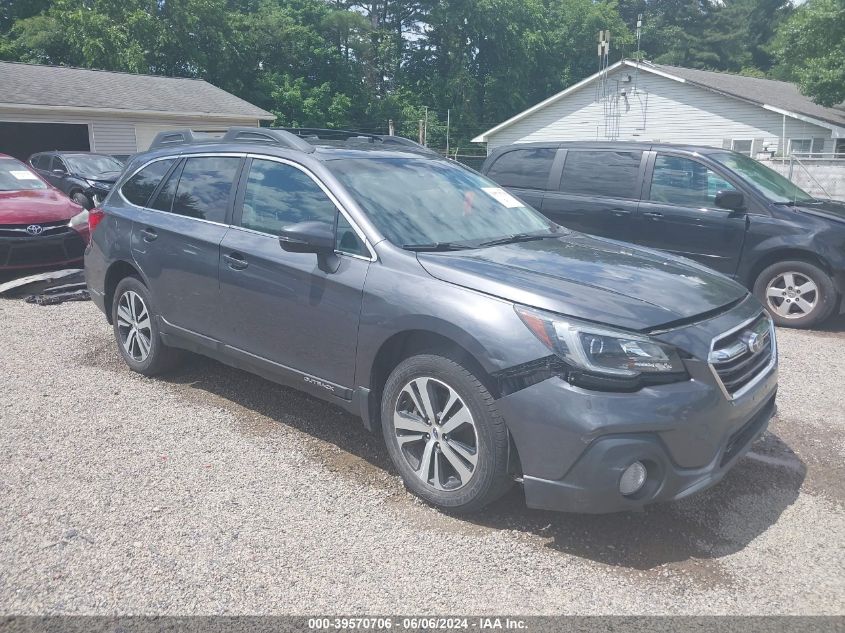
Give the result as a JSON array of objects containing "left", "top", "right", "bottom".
[
  {"left": 85, "top": 128, "right": 777, "bottom": 514},
  {"left": 30, "top": 151, "right": 124, "bottom": 210},
  {"left": 482, "top": 142, "right": 845, "bottom": 328}
]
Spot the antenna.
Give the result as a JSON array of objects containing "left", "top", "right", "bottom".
[{"left": 634, "top": 13, "right": 643, "bottom": 92}]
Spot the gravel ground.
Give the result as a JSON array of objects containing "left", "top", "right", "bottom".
[{"left": 0, "top": 298, "right": 843, "bottom": 615}]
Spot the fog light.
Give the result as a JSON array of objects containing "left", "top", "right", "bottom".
[{"left": 619, "top": 461, "right": 647, "bottom": 496}]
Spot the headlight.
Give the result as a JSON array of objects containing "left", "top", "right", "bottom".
[{"left": 515, "top": 305, "right": 687, "bottom": 387}]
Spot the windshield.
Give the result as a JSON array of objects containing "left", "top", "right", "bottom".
[
  {"left": 711, "top": 152, "right": 815, "bottom": 204},
  {"left": 0, "top": 158, "right": 49, "bottom": 191},
  {"left": 328, "top": 158, "right": 554, "bottom": 247},
  {"left": 64, "top": 154, "right": 124, "bottom": 177}
]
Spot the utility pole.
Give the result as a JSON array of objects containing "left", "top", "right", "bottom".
[
  {"left": 423, "top": 106, "right": 428, "bottom": 147},
  {"left": 418, "top": 119, "right": 424, "bottom": 145},
  {"left": 445, "top": 109, "right": 450, "bottom": 157},
  {"left": 388, "top": 119, "right": 394, "bottom": 136}
]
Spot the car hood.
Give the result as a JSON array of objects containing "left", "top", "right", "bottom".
[
  {"left": 417, "top": 233, "right": 748, "bottom": 331},
  {"left": 0, "top": 188, "right": 82, "bottom": 224},
  {"left": 790, "top": 198, "right": 845, "bottom": 224},
  {"left": 78, "top": 170, "right": 121, "bottom": 183}
]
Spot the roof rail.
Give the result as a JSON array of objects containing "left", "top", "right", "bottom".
[
  {"left": 148, "top": 127, "right": 315, "bottom": 153},
  {"left": 277, "top": 127, "right": 439, "bottom": 156}
]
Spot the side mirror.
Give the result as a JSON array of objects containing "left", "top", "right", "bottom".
[
  {"left": 279, "top": 221, "right": 339, "bottom": 273},
  {"left": 52, "top": 168, "right": 67, "bottom": 176},
  {"left": 715, "top": 190, "right": 745, "bottom": 212},
  {"left": 279, "top": 221, "right": 335, "bottom": 254}
]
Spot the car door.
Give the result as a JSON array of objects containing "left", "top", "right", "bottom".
[
  {"left": 633, "top": 152, "right": 747, "bottom": 276},
  {"left": 218, "top": 156, "right": 370, "bottom": 391},
  {"left": 483, "top": 146, "right": 557, "bottom": 210},
  {"left": 540, "top": 149, "right": 643, "bottom": 240},
  {"left": 128, "top": 154, "right": 243, "bottom": 341},
  {"left": 45, "top": 156, "right": 70, "bottom": 192}
]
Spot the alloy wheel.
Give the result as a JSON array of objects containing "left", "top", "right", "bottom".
[
  {"left": 393, "top": 376, "right": 479, "bottom": 491},
  {"left": 765, "top": 271, "right": 818, "bottom": 319},
  {"left": 116, "top": 290, "right": 152, "bottom": 362}
]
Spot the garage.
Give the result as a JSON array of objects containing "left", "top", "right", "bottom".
[
  {"left": 0, "top": 61, "right": 274, "bottom": 160},
  {"left": 0, "top": 121, "right": 90, "bottom": 160}
]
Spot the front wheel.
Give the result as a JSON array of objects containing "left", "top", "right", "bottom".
[
  {"left": 753, "top": 260, "right": 837, "bottom": 328},
  {"left": 71, "top": 192, "right": 92, "bottom": 210},
  {"left": 381, "top": 354, "right": 513, "bottom": 512}
]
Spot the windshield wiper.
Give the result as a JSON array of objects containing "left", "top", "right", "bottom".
[
  {"left": 402, "top": 242, "right": 474, "bottom": 252},
  {"left": 478, "top": 232, "right": 559, "bottom": 247}
]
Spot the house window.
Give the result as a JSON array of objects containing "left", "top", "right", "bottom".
[
  {"left": 788, "top": 138, "right": 812, "bottom": 156},
  {"left": 836, "top": 139, "right": 845, "bottom": 157},
  {"left": 731, "top": 140, "right": 753, "bottom": 157}
]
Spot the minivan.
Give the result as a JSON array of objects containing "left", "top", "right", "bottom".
[
  {"left": 86, "top": 128, "right": 778, "bottom": 514},
  {"left": 482, "top": 142, "right": 845, "bottom": 328}
]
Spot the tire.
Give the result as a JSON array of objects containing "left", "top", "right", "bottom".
[
  {"left": 753, "top": 260, "right": 837, "bottom": 328},
  {"left": 71, "top": 192, "right": 92, "bottom": 210},
  {"left": 381, "top": 354, "right": 513, "bottom": 512},
  {"left": 111, "top": 276, "right": 182, "bottom": 376}
]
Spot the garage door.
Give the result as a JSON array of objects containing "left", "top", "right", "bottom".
[
  {"left": 135, "top": 124, "right": 226, "bottom": 152},
  {"left": 0, "top": 122, "right": 90, "bottom": 161}
]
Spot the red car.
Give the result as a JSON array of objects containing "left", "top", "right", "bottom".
[{"left": 0, "top": 153, "right": 89, "bottom": 270}]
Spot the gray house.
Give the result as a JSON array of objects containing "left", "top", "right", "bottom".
[
  {"left": 0, "top": 61, "right": 275, "bottom": 160},
  {"left": 472, "top": 60, "right": 845, "bottom": 159}
]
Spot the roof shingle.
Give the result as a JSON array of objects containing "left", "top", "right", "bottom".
[
  {"left": 0, "top": 61, "right": 274, "bottom": 119},
  {"left": 646, "top": 62, "right": 845, "bottom": 128}
]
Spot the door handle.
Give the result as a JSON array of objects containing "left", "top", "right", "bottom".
[
  {"left": 643, "top": 211, "right": 663, "bottom": 219},
  {"left": 140, "top": 227, "right": 158, "bottom": 242},
  {"left": 610, "top": 208, "right": 632, "bottom": 217},
  {"left": 223, "top": 253, "right": 248, "bottom": 271}
]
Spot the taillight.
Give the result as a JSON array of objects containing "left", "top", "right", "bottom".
[{"left": 88, "top": 207, "right": 105, "bottom": 233}]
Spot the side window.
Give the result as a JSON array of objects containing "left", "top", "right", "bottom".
[
  {"left": 238, "top": 159, "right": 336, "bottom": 235},
  {"left": 149, "top": 161, "right": 180, "bottom": 212},
  {"left": 121, "top": 159, "right": 176, "bottom": 207},
  {"left": 650, "top": 155, "right": 736, "bottom": 208},
  {"left": 32, "top": 155, "right": 47, "bottom": 170},
  {"left": 486, "top": 148, "right": 555, "bottom": 190},
  {"left": 171, "top": 156, "right": 241, "bottom": 223},
  {"left": 335, "top": 213, "right": 368, "bottom": 257},
  {"left": 52, "top": 157, "right": 67, "bottom": 173},
  {"left": 560, "top": 151, "right": 642, "bottom": 199}
]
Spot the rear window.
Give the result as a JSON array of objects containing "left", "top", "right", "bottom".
[
  {"left": 560, "top": 151, "right": 642, "bottom": 199},
  {"left": 121, "top": 159, "right": 176, "bottom": 207},
  {"left": 486, "top": 148, "right": 555, "bottom": 190},
  {"left": 171, "top": 156, "right": 241, "bottom": 223}
]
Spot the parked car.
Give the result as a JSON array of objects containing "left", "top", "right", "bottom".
[
  {"left": 481, "top": 142, "right": 845, "bottom": 328},
  {"left": 85, "top": 127, "right": 777, "bottom": 514},
  {"left": 29, "top": 151, "right": 124, "bottom": 210},
  {"left": 0, "top": 154, "right": 88, "bottom": 271}
]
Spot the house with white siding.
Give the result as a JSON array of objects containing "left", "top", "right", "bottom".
[
  {"left": 0, "top": 61, "right": 275, "bottom": 160},
  {"left": 472, "top": 60, "right": 845, "bottom": 160}
]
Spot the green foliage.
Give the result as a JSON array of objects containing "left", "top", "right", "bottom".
[
  {"left": 771, "top": 0, "right": 845, "bottom": 107},
  {"left": 0, "top": 0, "right": 837, "bottom": 149}
]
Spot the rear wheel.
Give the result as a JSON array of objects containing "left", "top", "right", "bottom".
[
  {"left": 753, "top": 260, "right": 837, "bottom": 328},
  {"left": 381, "top": 354, "right": 512, "bottom": 512},
  {"left": 111, "top": 276, "right": 182, "bottom": 375}
]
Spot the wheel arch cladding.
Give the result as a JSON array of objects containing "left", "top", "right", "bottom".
[
  {"left": 747, "top": 247, "right": 831, "bottom": 287},
  {"left": 104, "top": 260, "right": 144, "bottom": 324},
  {"left": 365, "top": 329, "right": 501, "bottom": 431}
]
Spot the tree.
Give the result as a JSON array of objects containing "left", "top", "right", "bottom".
[{"left": 771, "top": 0, "right": 845, "bottom": 107}]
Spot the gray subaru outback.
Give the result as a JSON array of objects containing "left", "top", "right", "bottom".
[{"left": 85, "top": 128, "right": 778, "bottom": 514}]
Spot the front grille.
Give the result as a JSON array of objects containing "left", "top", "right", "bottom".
[
  {"left": 709, "top": 313, "right": 774, "bottom": 398},
  {"left": 0, "top": 220, "right": 72, "bottom": 238},
  {"left": 0, "top": 231, "right": 85, "bottom": 267}
]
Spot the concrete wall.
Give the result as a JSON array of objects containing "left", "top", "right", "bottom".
[{"left": 484, "top": 68, "right": 835, "bottom": 157}]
